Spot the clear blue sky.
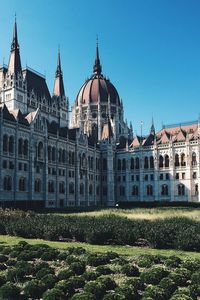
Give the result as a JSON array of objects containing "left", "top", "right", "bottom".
[{"left": 0, "top": 0, "right": 200, "bottom": 135}]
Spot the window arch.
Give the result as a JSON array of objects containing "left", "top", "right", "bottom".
[
  {"left": 147, "top": 185, "right": 153, "bottom": 196},
  {"left": 80, "top": 183, "right": 84, "bottom": 195},
  {"left": 59, "top": 182, "right": 65, "bottom": 194},
  {"left": 96, "top": 185, "right": 100, "bottom": 196},
  {"left": 52, "top": 147, "right": 56, "bottom": 162},
  {"left": 69, "top": 182, "right": 74, "bottom": 194},
  {"left": 159, "top": 155, "right": 163, "bottom": 168},
  {"left": 19, "top": 177, "right": 26, "bottom": 191},
  {"left": 150, "top": 156, "right": 154, "bottom": 169},
  {"left": 117, "top": 159, "right": 121, "bottom": 171},
  {"left": 48, "top": 146, "right": 52, "bottom": 161},
  {"left": 130, "top": 158, "right": 134, "bottom": 169},
  {"left": 89, "top": 184, "right": 93, "bottom": 195},
  {"left": 135, "top": 157, "right": 140, "bottom": 169},
  {"left": 165, "top": 155, "right": 169, "bottom": 168},
  {"left": 175, "top": 153, "right": 179, "bottom": 167},
  {"left": 181, "top": 153, "right": 186, "bottom": 167},
  {"left": 122, "top": 159, "right": 126, "bottom": 170},
  {"left": 9, "top": 136, "right": 14, "bottom": 154},
  {"left": 58, "top": 149, "right": 62, "bottom": 163},
  {"left": 18, "top": 138, "right": 23, "bottom": 156},
  {"left": 48, "top": 181, "right": 54, "bottom": 193},
  {"left": 3, "top": 134, "right": 8, "bottom": 152},
  {"left": 38, "top": 142, "right": 44, "bottom": 159},
  {"left": 178, "top": 184, "right": 185, "bottom": 196},
  {"left": 161, "top": 184, "right": 168, "bottom": 196},
  {"left": 195, "top": 184, "right": 198, "bottom": 196},
  {"left": 3, "top": 176, "right": 12, "bottom": 191},
  {"left": 23, "top": 140, "right": 28, "bottom": 157},
  {"left": 132, "top": 185, "right": 139, "bottom": 196},
  {"left": 192, "top": 152, "right": 197, "bottom": 166},
  {"left": 34, "top": 179, "right": 41, "bottom": 192},
  {"left": 144, "top": 157, "right": 149, "bottom": 169}
]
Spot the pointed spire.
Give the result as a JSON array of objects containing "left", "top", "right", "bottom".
[
  {"left": 93, "top": 37, "right": 102, "bottom": 75},
  {"left": 150, "top": 117, "right": 155, "bottom": 135},
  {"left": 8, "top": 16, "right": 22, "bottom": 75},
  {"left": 53, "top": 48, "right": 65, "bottom": 98}
]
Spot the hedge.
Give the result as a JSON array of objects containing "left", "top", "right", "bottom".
[{"left": 0, "top": 209, "right": 199, "bottom": 251}]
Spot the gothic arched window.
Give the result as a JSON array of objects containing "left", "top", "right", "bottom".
[
  {"left": 165, "top": 155, "right": 169, "bottom": 168},
  {"left": 159, "top": 155, "right": 163, "bottom": 168}
]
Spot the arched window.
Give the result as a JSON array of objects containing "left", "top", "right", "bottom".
[
  {"left": 178, "top": 184, "right": 185, "bottom": 196},
  {"left": 3, "top": 176, "right": 12, "bottom": 191},
  {"left": 165, "top": 155, "right": 169, "bottom": 168},
  {"left": 96, "top": 186, "right": 100, "bottom": 196},
  {"left": 150, "top": 156, "right": 154, "bottom": 169},
  {"left": 130, "top": 158, "right": 134, "bottom": 169},
  {"left": 19, "top": 177, "right": 26, "bottom": 191},
  {"left": 89, "top": 184, "right": 93, "bottom": 195},
  {"left": 117, "top": 159, "right": 121, "bottom": 171},
  {"left": 103, "top": 158, "right": 107, "bottom": 170},
  {"left": 58, "top": 149, "right": 62, "bottom": 163},
  {"left": 48, "top": 146, "right": 52, "bottom": 161},
  {"left": 80, "top": 183, "right": 84, "bottom": 195},
  {"left": 52, "top": 147, "right": 56, "bottom": 162},
  {"left": 132, "top": 185, "right": 139, "bottom": 196},
  {"left": 23, "top": 140, "right": 28, "bottom": 157},
  {"left": 161, "top": 184, "right": 168, "bottom": 196},
  {"left": 135, "top": 157, "right": 140, "bottom": 169},
  {"left": 59, "top": 182, "right": 65, "bottom": 194},
  {"left": 69, "top": 182, "right": 74, "bottom": 194},
  {"left": 181, "top": 153, "right": 186, "bottom": 167},
  {"left": 38, "top": 142, "right": 44, "bottom": 159},
  {"left": 192, "top": 152, "right": 197, "bottom": 166},
  {"left": 159, "top": 155, "right": 163, "bottom": 168},
  {"left": 9, "top": 136, "right": 14, "bottom": 154},
  {"left": 82, "top": 154, "right": 86, "bottom": 168},
  {"left": 175, "top": 154, "right": 179, "bottom": 167},
  {"left": 3, "top": 135, "right": 8, "bottom": 152},
  {"left": 90, "top": 157, "right": 94, "bottom": 170},
  {"left": 71, "top": 152, "right": 75, "bottom": 165},
  {"left": 144, "top": 157, "right": 149, "bottom": 169},
  {"left": 147, "top": 185, "right": 153, "bottom": 196},
  {"left": 34, "top": 179, "right": 41, "bottom": 192},
  {"left": 18, "top": 138, "right": 23, "bottom": 156},
  {"left": 48, "top": 181, "right": 54, "bottom": 193},
  {"left": 122, "top": 159, "right": 126, "bottom": 170},
  {"left": 62, "top": 150, "right": 66, "bottom": 163},
  {"left": 195, "top": 184, "right": 198, "bottom": 196}
]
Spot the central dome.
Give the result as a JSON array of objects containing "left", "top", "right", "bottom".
[{"left": 75, "top": 44, "right": 121, "bottom": 107}]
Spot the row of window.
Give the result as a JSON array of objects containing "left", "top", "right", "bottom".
[{"left": 118, "top": 152, "right": 198, "bottom": 171}]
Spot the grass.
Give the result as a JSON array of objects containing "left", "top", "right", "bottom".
[
  {"left": 54, "top": 207, "right": 200, "bottom": 220},
  {"left": 0, "top": 235, "right": 200, "bottom": 259}
]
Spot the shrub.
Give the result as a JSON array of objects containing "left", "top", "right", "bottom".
[
  {"left": 6, "top": 267, "right": 26, "bottom": 282},
  {"left": 0, "top": 283, "right": 20, "bottom": 300},
  {"left": 0, "top": 263, "right": 7, "bottom": 270},
  {"left": 169, "top": 268, "right": 191, "bottom": 286},
  {"left": 54, "top": 280, "right": 74, "bottom": 296},
  {"left": 140, "top": 266, "right": 168, "bottom": 284},
  {"left": 121, "top": 264, "right": 139, "bottom": 277},
  {"left": 191, "top": 271, "right": 200, "bottom": 285},
  {"left": 170, "top": 294, "right": 193, "bottom": 300},
  {"left": 41, "top": 274, "right": 57, "bottom": 289},
  {"left": 24, "top": 279, "right": 45, "bottom": 298},
  {"left": 6, "top": 259, "right": 16, "bottom": 266},
  {"left": 142, "top": 285, "right": 166, "bottom": 300},
  {"left": 87, "top": 254, "right": 110, "bottom": 266},
  {"left": 96, "top": 265, "right": 113, "bottom": 275},
  {"left": 189, "top": 284, "right": 200, "bottom": 299},
  {"left": 114, "top": 284, "right": 137, "bottom": 300},
  {"left": 0, "top": 275, "right": 6, "bottom": 287},
  {"left": 1, "top": 247, "right": 12, "bottom": 255},
  {"left": 105, "top": 251, "right": 119, "bottom": 260},
  {"left": 83, "top": 271, "right": 100, "bottom": 281},
  {"left": 137, "top": 255, "right": 154, "bottom": 268},
  {"left": 125, "top": 277, "right": 144, "bottom": 291},
  {"left": 67, "top": 246, "right": 86, "bottom": 255},
  {"left": 66, "top": 255, "right": 80, "bottom": 264},
  {"left": 68, "top": 276, "right": 85, "bottom": 288},
  {"left": 158, "top": 277, "right": 176, "bottom": 297},
  {"left": 70, "top": 261, "right": 86, "bottom": 275},
  {"left": 181, "top": 259, "right": 200, "bottom": 272},
  {"left": 165, "top": 256, "right": 181, "bottom": 268},
  {"left": 84, "top": 281, "right": 107, "bottom": 299},
  {"left": 57, "top": 268, "right": 74, "bottom": 280},
  {"left": 71, "top": 292, "right": 96, "bottom": 300},
  {"left": 34, "top": 261, "right": 49, "bottom": 272},
  {"left": 36, "top": 267, "right": 53, "bottom": 280},
  {"left": 41, "top": 249, "right": 59, "bottom": 261},
  {"left": 97, "top": 276, "right": 117, "bottom": 290},
  {"left": 0, "top": 255, "right": 8, "bottom": 263},
  {"left": 42, "top": 288, "right": 64, "bottom": 300}
]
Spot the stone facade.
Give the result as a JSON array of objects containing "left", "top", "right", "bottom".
[{"left": 0, "top": 21, "right": 199, "bottom": 208}]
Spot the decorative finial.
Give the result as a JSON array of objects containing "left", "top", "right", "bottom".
[{"left": 93, "top": 36, "right": 102, "bottom": 75}]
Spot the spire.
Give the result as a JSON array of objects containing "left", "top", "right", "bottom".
[
  {"left": 150, "top": 117, "right": 155, "bottom": 135},
  {"left": 53, "top": 48, "right": 65, "bottom": 98},
  {"left": 8, "top": 17, "right": 22, "bottom": 75},
  {"left": 93, "top": 37, "right": 102, "bottom": 75}
]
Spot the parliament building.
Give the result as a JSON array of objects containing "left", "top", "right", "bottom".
[{"left": 0, "top": 21, "right": 199, "bottom": 208}]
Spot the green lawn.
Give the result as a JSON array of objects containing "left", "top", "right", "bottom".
[
  {"left": 0, "top": 235, "right": 199, "bottom": 259},
  {"left": 54, "top": 207, "right": 200, "bottom": 220}
]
